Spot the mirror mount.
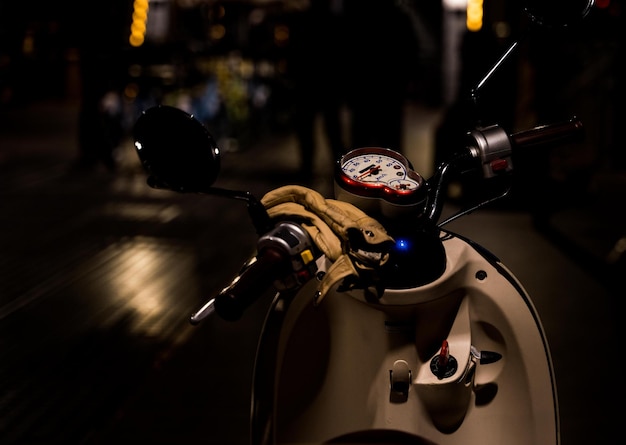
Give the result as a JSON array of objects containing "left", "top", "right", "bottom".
[{"left": 211, "top": 188, "right": 273, "bottom": 236}]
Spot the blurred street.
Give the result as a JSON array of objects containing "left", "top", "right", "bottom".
[
  {"left": 0, "top": 97, "right": 624, "bottom": 445},
  {"left": 1, "top": 1, "right": 626, "bottom": 444}
]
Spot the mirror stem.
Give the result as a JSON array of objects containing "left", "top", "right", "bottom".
[
  {"left": 469, "top": 28, "right": 533, "bottom": 127},
  {"left": 471, "top": 39, "right": 519, "bottom": 103},
  {"left": 204, "top": 187, "right": 273, "bottom": 235}
]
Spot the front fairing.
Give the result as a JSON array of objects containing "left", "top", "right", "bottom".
[{"left": 250, "top": 231, "right": 559, "bottom": 445}]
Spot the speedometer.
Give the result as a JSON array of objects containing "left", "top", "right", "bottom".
[{"left": 335, "top": 147, "right": 425, "bottom": 206}]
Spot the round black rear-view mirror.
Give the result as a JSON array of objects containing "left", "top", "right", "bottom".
[
  {"left": 133, "top": 105, "right": 221, "bottom": 193},
  {"left": 523, "top": 0, "right": 595, "bottom": 28}
]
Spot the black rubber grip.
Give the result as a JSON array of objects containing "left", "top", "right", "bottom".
[
  {"left": 511, "top": 118, "right": 584, "bottom": 149},
  {"left": 214, "top": 247, "right": 290, "bottom": 321}
]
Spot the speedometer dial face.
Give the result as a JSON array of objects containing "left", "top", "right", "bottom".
[{"left": 340, "top": 151, "right": 420, "bottom": 190}]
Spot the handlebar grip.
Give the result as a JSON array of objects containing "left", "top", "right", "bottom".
[
  {"left": 214, "top": 246, "right": 290, "bottom": 321},
  {"left": 511, "top": 118, "right": 584, "bottom": 149}
]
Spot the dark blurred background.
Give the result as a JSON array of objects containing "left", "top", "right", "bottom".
[
  {"left": 2, "top": 0, "right": 624, "bottom": 189},
  {"left": 1, "top": 1, "right": 625, "bottom": 444}
]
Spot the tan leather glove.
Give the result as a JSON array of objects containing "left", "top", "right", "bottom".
[{"left": 261, "top": 185, "right": 394, "bottom": 304}]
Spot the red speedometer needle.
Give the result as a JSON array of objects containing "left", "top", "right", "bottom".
[{"left": 357, "top": 165, "right": 381, "bottom": 180}]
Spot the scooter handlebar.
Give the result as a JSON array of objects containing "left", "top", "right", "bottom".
[
  {"left": 192, "top": 221, "right": 317, "bottom": 323},
  {"left": 465, "top": 117, "right": 584, "bottom": 181},
  {"left": 511, "top": 118, "right": 584, "bottom": 149},
  {"left": 214, "top": 246, "right": 291, "bottom": 321}
]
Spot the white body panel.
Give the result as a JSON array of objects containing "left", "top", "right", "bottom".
[{"left": 252, "top": 232, "right": 559, "bottom": 445}]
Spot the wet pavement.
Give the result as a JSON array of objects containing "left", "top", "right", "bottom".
[{"left": 1, "top": 99, "right": 624, "bottom": 445}]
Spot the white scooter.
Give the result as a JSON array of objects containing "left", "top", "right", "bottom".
[{"left": 131, "top": 2, "right": 594, "bottom": 444}]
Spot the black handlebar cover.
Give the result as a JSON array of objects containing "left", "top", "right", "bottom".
[
  {"left": 214, "top": 246, "right": 290, "bottom": 321},
  {"left": 511, "top": 118, "right": 584, "bottom": 149}
]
